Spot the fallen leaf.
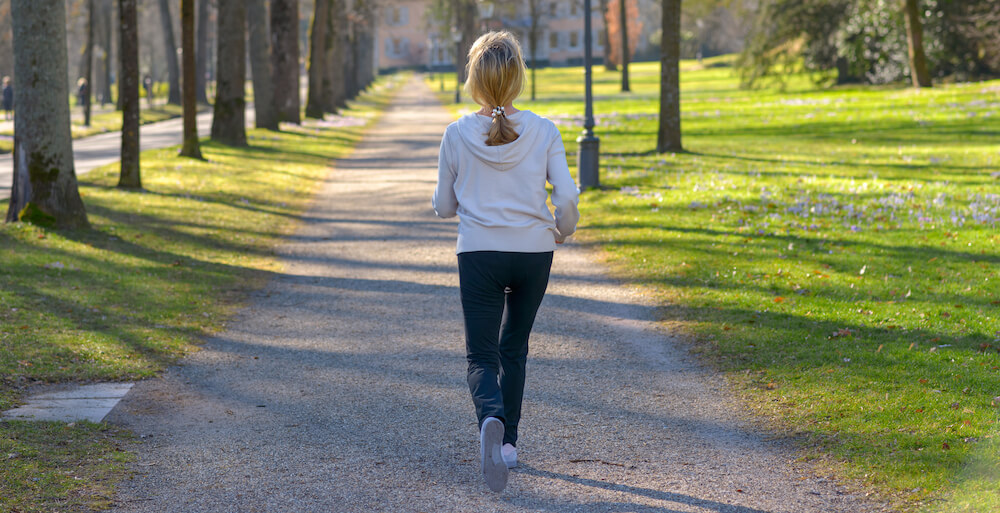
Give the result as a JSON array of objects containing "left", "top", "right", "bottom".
[{"left": 942, "top": 442, "right": 950, "bottom": 450}]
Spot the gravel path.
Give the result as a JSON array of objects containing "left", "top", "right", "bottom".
[{"left": 107, "top": 76, "right": 884, "bottom": 513}]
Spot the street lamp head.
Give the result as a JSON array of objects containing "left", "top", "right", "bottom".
[{"left": 477, "top": 1, "right": 495, "bottom": 20}]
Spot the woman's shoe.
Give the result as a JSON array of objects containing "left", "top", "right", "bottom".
[
  {"left": 501, "top": 443, "right": 517, "bottom": 468},
  {"left": 480, "top": 417, "right": 508, "bottom": 492}
]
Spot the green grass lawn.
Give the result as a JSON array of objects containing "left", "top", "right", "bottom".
[
  {"left": 0, "top": 74, "right": 404, "bottom": 511},
  {"left": 431, "top": 59, "right": 1000, "bottom": 511}
]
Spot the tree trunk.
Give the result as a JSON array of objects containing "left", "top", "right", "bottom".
[
  {"left": 100, "top": 0, "right": 113, "bottom": 105},
  {"left": 271, "top": 0, "right": 300, "bottom": 124},
  {"left": 458, "top": 0, "right": 476, "bottom": 83},
  {"left": 657, "top": 0, "right": 681, "bottom": 153},
  {"left": 211, "top": 0, "right": 246, "bottom": 146},
  {"left": 353, "top": 0, "right": 375, "bottom": 93},
  {"left": 619, "top": 0, "right": 630, "bottom": 92},
  {"left": 157, "top": 0, "right": 181, "bottom": 104},
  {"left": 342, "top": 19, "right": 357, "bottom": 101},
  {"left": 117, "top": 0, "right": 123, "bottom": 112},
  {"left": 83, "top": 0, "right": 94, "bottom": 126},
  {"left": 195, "top": 0, "right": 210, "bottom": 103},
  {"left": 247, "top": 0, "right": 278, "bottom": 129},
  {"left": 601, "top": 0, "right": 616, "bottom": 71},
  {"left": 119, "top": 0, "right": 141, "bottom": 188},
  {"left": 902, "top": 0, "right": 931, "bottom": 88},
  {"left": 6, "top": 0, "right": 89, "bottom": 227},
  {"left": 324, "top": 0, "right": 347, "bottom": 112},
  {"left": 180, "top": 0, "right": 202, "bottom": 158},
  {"left": 528, "top": 0, "right": 540, "bottom": 101},
  {"left": 305, "top": 0, "right": 329, "bottom": 119}
]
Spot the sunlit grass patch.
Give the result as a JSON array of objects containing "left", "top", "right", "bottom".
[{"left": 430, "top": 61, "right": 1000, "bottom": 510}]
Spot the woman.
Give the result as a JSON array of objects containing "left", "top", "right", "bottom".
[{"left": 432, "top": 31, "right": 580, "bottom": 492}]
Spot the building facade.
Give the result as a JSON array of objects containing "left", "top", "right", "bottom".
[{"left": 375, "top": 0, "right": 607, "bottom": 72}]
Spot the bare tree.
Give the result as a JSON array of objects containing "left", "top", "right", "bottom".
[
  {"left": 325, "top": 0, "right": 348, "bottom": 112},
  {"left": 354, "top": 0, "right": 377, "bottom": 93},
  {"left": 619, "top": 0, "right": 630, "bottom": 91},
  {"left": 119, "top": 0, "right": 141, "bottom": 188},
  {"left": 100, "top": 0, "right": 113, "bottom": 105},
  {"left": 157, "top": 0, "right": 181, "bottom": 104},
  {"left": 448, "top": 0, "right": 476, "bottom": 103},
  {"left": 247, "top": 0, "right": 278, "bottom": 129},
  {"left": 902, "top": 0, "right": 931, "bottom": 87},
  {"left": 211, "top": 0, "right": 246, "bottom": 146},
  {"left": 82, "top": 0, "right": 95, "bottom": 126},
  {"left": 271, "top": 0, "right": 300, "bottom": 124},
  {"left": 353, "top": 0, "right": 376, "bottom": 93},
  {"left": 180, "top": 0, "right": 202, "bottom": 158},
  {"left": 6, "top": 0, "right": 89, "bottom": 227},
  {"left": 657, "top": 0, "right": 681, "bottom": 153},
  {"left": 526, "top": 0, "right": 543, "bottom": 100},
  {"left": 601, "top": 0, "right": 616, "bottom": 71},
  {"left": 195, "top": 0, "right": 210, "bottom": 103},
  {"left": 305, "top": 0, "right": 329, "bottom": 119}
]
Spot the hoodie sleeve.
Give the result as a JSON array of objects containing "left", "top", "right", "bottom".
[
  {"left": 432, "top": 127, "right": 459, "bottom": 218},
  {"left": 546, "top": 125, "right": 580, "bottom": 242}
]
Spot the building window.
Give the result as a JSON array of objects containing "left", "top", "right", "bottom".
[
  {"left": 569, "top": 31, "right": 579, "bottom": 48},
  {"left": 549, "top": 31, "right": 559, "bottom": 51},
  {"left": 549, "top": 2, "right": 558, "bottom": 17},
  {"left": 570, "top": 1, "right": 578, "bottom": 16},
  {"left": 387, "top": 6, "right": 409, "bottom": 26}
]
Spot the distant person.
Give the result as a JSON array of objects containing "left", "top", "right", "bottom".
[
  {"left": 432, "top": 31, "right": 579, "bottom": 493},
  {"left": 2, "top": 77, "right": 12, "bottom": 120},
  {"left": 143, "top": 75, "right": 153, "bottom": 106},
  {"left": 76, "top": 78, "right": 89, "bottom": 107}
]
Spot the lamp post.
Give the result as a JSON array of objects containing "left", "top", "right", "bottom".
[
  {"left": 477, "top": 1, "right": 494, "bottom": 32},
  {"left": 577, "top": 0, "right": 600, "bottom": 189},
  {"left": 428, "top": 38, "right": 435, "bottom": 81}
]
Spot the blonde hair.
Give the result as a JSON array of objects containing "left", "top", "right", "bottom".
[{"left": 465, "top": 31, "right": 526, "bottom": 146}]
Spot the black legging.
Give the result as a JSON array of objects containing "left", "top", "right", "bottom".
[{"left": 458, "top": 250, "right": 553, "bottom": 447}]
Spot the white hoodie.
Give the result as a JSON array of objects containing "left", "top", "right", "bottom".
[{"left": 433, "top": 110, "right": 580, "bottom": 254}]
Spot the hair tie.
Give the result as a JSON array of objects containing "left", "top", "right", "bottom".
[{"left": 491, "top": 106, "right": 505, "bottom": 119}]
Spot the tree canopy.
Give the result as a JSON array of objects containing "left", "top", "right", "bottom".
[{"left": 739, "top": 0, "right": 1000, "bottom": 88}]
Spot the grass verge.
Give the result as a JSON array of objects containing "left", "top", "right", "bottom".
[
  {"left": 430, "top": 59, "right": 1000, "bottom": 511},
  {"left": 0, "top": 73, "right": 405, "bottom": 511}
]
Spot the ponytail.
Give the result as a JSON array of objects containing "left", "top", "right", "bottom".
[{"left": 465, "top": 31, "right": 526, "bottom": 146}]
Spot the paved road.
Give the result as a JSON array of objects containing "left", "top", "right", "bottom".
[
  {"left": 106, "top": 76, "right": 885, "bottom": 512},
  {"left": 1, "top": 107, "right": 233, "bottom": 201}
]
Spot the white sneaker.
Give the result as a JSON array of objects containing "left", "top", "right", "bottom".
[
  {"left": 501, "top": 443, "right": 517, "bottom": 468},
  {"left": 480, "top": 417, "right": 508, "bottom": 492}
]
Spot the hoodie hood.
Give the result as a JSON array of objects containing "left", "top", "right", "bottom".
[{"left": 454, "top": 110, "right": 544, "bottom": 171}]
